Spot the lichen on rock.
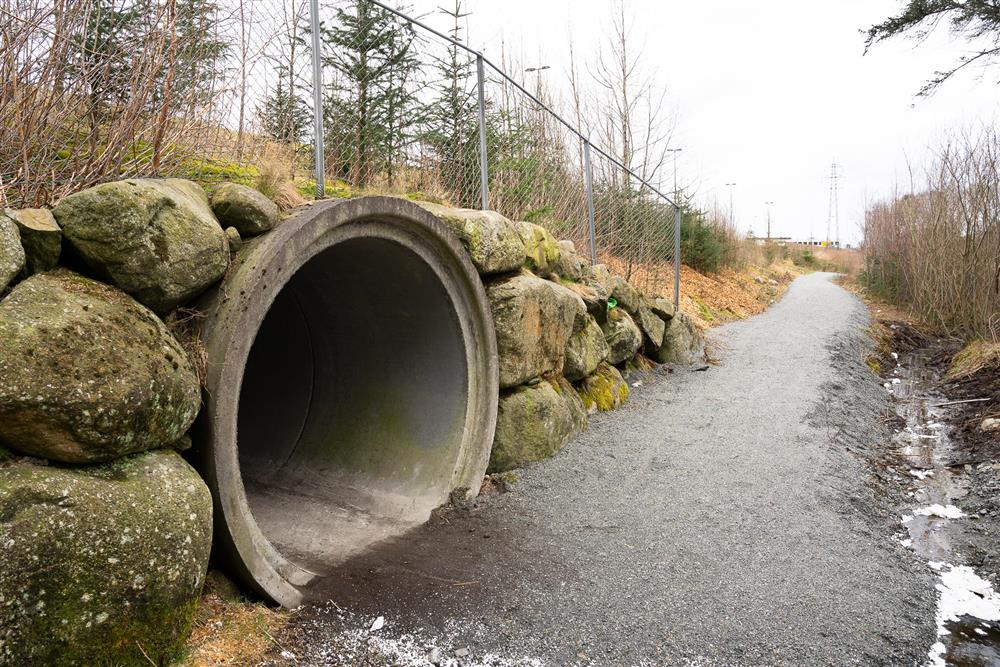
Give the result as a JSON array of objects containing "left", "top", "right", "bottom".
[
  {"left": 52, "top": 178, "right": 228, "bottom": 314},
  {"left": 489, "top": 376, "right": 588, "bottom": 473},
  {"left": 3, "top": 208, "right": 61, "bottom": 276},
  {"left": 0, "top": 449, "right": 212, "bottom": 667},
  {"left": 418, "top": 202, "right": 525, "bottom": 276},
  {"left": 487, "top": 270, "right": 580, "bottom": 388},
  {"left": 652, "top": 312, "right": 706, "bottom": 365},
  {"left": 210, "top": 182, "right": 279, "bottom": 237},
  {"left": 0, "top": 270, "right": 201, "bottom": 463},
  {"left": 550, "top": 239, "right": 585, "bottom": 281},
  {"left": 576, "top": 361, "right": 630, "bottom": 413},
  {"left": 0, "top": 214, "right": 25, "bottom": 293},
  {"left": 563, "top": 315, "right": 611, "bottom": 382},
  {"left": 601, "top": 307, "right": 643, "bottom": 365},
  {"left": 515, "top": 220, "right": 560, "bottom": 275}
]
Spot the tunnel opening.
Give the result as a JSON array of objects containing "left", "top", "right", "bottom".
[
  {"left": 197, "top": 198, "right": 498, "bottom": 606},
  {"left": 236, "top": 237, "right": 470, "bottom": 573}
]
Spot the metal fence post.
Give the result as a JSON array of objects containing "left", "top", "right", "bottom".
[
  {"left": 673, "top": 202, "right": 681, "bottom": 310},
  {"left": 309, "top": 0, "right": 325, "bottom": 199},
  {"left": 583, "top": 139, "right": 597, "bottom": 264},
  {"left": 476, "top": 54, "right": 490, "bottom": 211}
]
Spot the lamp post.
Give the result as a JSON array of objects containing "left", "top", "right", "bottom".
[
  {"left": 764, "top": 201, "right": 774, "bottom": 241},
  {"left": 725, "top": 182, "right": 736, "bottom": 228}
]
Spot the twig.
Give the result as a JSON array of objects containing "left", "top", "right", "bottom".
[
  {"left": 135, "top": 641, "right": 157, "bottom": 667},
  {"left": 932, "top": 398, "right": 992, "bottom": 407}
]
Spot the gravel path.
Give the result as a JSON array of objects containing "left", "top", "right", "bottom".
[{"left": 285, "top": 272, "right": 937, "bottom": 666}]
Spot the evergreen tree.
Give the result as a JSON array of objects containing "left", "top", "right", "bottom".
[
  {"left": 423, "top": 0, "right": 479, "bottom": 206},
  {"left": 259, "top": 73, "right": 310, "bottom": 145},
  {"left": 171, "top": 0, "right": 230, "bottom": 108},
  {"left": 321, "top": 0, "right": 422, "bottom": 187}
]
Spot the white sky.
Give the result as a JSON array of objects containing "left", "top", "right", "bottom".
[{"left": 403, "top": 0, "right": 1000, "bottom": 245}]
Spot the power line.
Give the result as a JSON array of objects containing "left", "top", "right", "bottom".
[{"left": 826, "top": 161, "right": 843, "bottom": 247}]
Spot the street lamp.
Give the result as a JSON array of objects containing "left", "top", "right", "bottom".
[
  {"left": 725, "top": 182, "right": 736, "bottom": 228},
  {"left": 764, "top": 201, "right": 774, "bottom": 241}
]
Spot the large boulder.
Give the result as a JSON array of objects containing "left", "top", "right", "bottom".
[
  {"left": 209, "top": 182, "right": 279, "bottom": 237},
  {"left": 601, "top": 307, "right": 643, "bottom": 365},
  {"left": 489, "top": 377, "right": 587, "bottom": 473},
  {"left": 576, "top": 362, "right": 630, "bottom": 413},
  {"left": 3, "top": 208, "right": 60, "bottom": 274},
  {"left": 564, "top": 315, "right": 611, "bottom": 381},
  {"left": 0, "top": 449, "right": 212, "bottom": 666},
  {"left": 53, "top": 178, "right": 228, "bottom": 314},
  {"left": 515, "top": 220, "right": 560, "bottom": 275},
  {"left": 0, "top": 271, "right": 201, "bottom": 463},
  {"left": 653, "top": 312, "right": 706, "bottom": 365},
  {"left": 487, "top": 271, "right": 580, "bottom": 388},
  {"left": 418, "top": 202, "right": 525, "bottom": 276},
  {"left": 635, "top": 301, "right": 666, "bottom": 349},
  {"left": 0, "top": 215, "right": 24, "bottom": 292},
  {"left": 550, "top": 239, "right": 585, "bottom": 281}
]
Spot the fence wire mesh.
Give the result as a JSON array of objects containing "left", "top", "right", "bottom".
[{"left": 0, "top": 0, "right": 679, "bottom": 298}]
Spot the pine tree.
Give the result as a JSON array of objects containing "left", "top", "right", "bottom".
[
  {"left": 321, "top": 0, "right": 422, "bottom": 187},
  {"left": 422, "top": 0, "right": 479, "bottom": 206},
  {"left": 171, "top": 0, "right": 230, "bottom": 109},
  {"left": 259, "top": 73, "right": 310, "bottom": 145}
]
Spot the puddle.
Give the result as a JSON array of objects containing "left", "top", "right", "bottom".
[{"left": 888, "top": 349, "right": 1000, "bottom": 666}]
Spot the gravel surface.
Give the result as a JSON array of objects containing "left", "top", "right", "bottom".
[{"left": 283, "top": 272, "right": 937, "bottom": 666}]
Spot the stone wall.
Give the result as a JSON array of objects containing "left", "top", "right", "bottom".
[{"left": 0, "top": 180, "right": 704, "bottom": 664}]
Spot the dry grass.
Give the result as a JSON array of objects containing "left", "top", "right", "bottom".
[
  {"left": 164, "top": 308, "right": 209, "bottom": 389},
  {"left": 254, "top": 152, "right": 307, "bottom": 213},
  {"left": 178, "top": 572, "right": 287, "bottom": 667},
  {"left": 947, "top": 338, "right": 1000, "bottom": 381}
]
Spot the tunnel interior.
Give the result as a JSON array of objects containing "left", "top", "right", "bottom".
[{"left": 236, "top": 236, "right": 470, "bottom": 572}]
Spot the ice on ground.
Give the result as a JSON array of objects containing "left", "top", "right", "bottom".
[
  {"left": 913, "top": 504, "right": 965, "bottom": 519},
  {"left": 926, "top": 563, "right": 1000, "bottom": 667}
]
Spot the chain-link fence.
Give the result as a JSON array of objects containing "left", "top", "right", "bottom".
[{"left": 0, "top": 0, "right": 680, "bottom": 302}]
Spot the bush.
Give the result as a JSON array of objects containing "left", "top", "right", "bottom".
[{"left": 680, "top": 214, "right": 727, "bottom": 274}]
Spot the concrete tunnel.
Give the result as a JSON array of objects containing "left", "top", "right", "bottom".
[{"left": 195, "top": 197, "right": 499, "bottom": 607}]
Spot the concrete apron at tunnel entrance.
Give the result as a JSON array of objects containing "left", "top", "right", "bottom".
[{"left": 193, "top": 197, "right": 499, "bottom": 607}]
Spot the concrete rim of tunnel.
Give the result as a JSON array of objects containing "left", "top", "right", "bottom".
[{"left": 194, "top": 196, "right": 499, "bottom": 607}]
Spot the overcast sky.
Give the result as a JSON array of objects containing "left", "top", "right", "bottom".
[{"left": 403, "top": 0, "right": 1000, "bottom": 245}]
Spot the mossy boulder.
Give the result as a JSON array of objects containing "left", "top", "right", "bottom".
[
  {"left": 0, "top": 449, "right": 212, "bottom": 666},
  {"left": 576, "top": 361, "right": 630, "bottom": 413},
  {"left": 516, "top": 220, "right": 560, "bottom": 274},
  {"left": 563, "top": 315, "right": 611, "bottom": 381},
  {"left": 609, "top": 275, "right": 642, "bottom": 314},
  {"left": 601, "top": 307, "right": 643, "bottom": 365},
  {"left": 652, "top": 312, "right": 706, "bottom": 365},
  {"left": 550, "top": 240, "right": 585, "bottom": 281},
  {"left": 418, "top": 202, "right": 525, "bottom": 276},
  {"left": 209, "top": 182, "right": 279, "bottom": 237},
  {"left": 487, "top": 270, "right": 580, "bottom": 388},
  {"left": 489, "top": 376, "right": 587, "bottom": 473},
  {"left": 635, "top": 301, "right": 666, "bottom": 349},
  {"left": 0, "top": 215, "right": 24, "bottom": 293},
  {"left": 0, "top": 271, "right": 201, "bottom": 463},
  {"left": 3, "top": 208, "right": 60, "bottom": 275},
  {"left": 53, "top": 178, "right": 228, "bottom": 314}
]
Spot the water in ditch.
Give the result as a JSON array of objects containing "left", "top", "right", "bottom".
[{"left": 887, "top": 348, "right": 1000, "bottom": 666}]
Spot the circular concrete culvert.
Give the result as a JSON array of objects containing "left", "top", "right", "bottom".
[{"left": 194, "top": 196, "right": 498, "bottom": 607}]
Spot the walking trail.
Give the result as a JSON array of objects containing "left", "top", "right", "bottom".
[{"left": 284, "top": 272, "right": 936, "bottom": 666}]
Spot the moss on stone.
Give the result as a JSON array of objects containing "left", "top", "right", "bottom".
[
  {"left": 489, "top": 376, "right": 587, "bottom": 473},
  {"left": 0, "top": 450, "right": 212, "bottom": 666},
  {"left": 576, "top": 362, "right": 630, "bottom": 413}
]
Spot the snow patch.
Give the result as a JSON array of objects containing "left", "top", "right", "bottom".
[
  {"left": 913, "top": 504, "right": 965, "bottom": 519},
  {"left": 926, "top": 563, "right": 1000, "bottom": 667}
]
